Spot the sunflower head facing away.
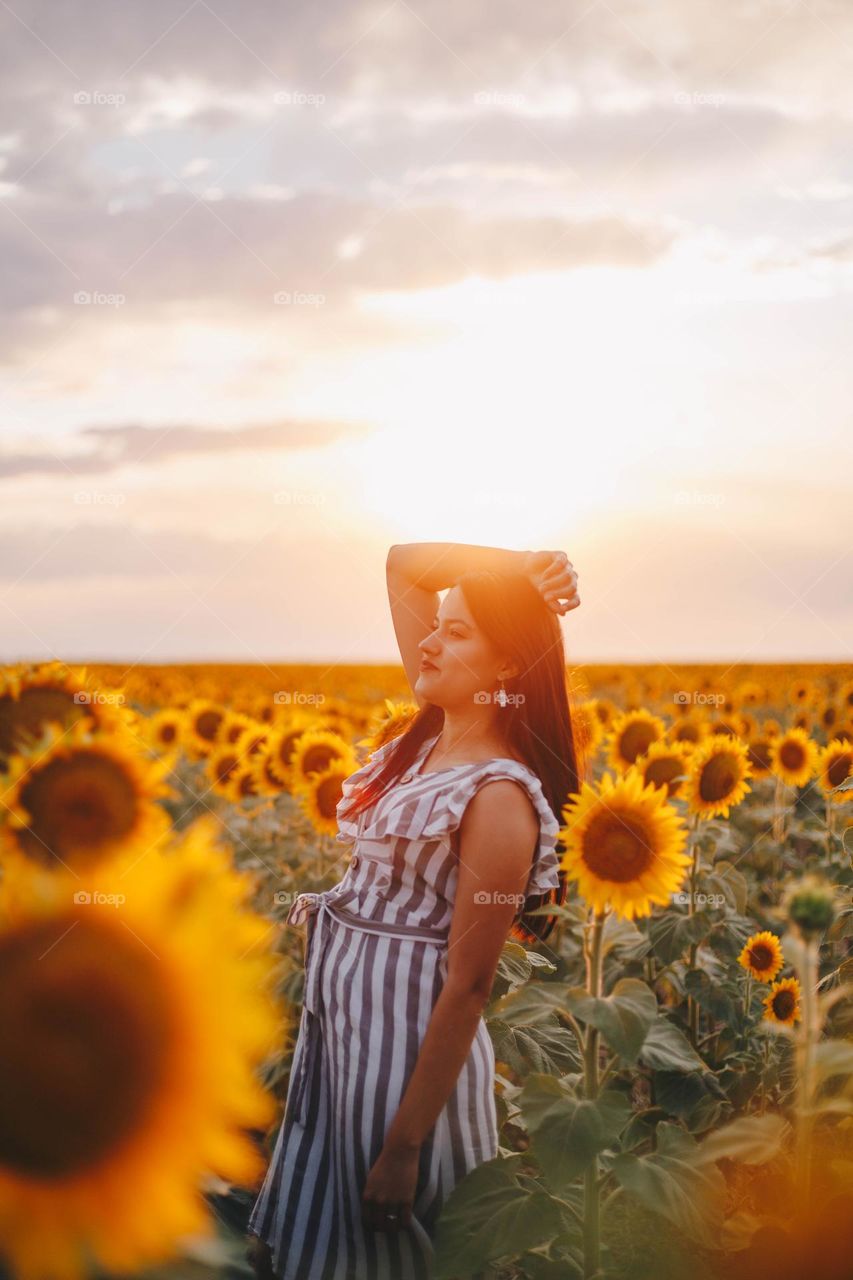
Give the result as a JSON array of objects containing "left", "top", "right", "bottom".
[{"left": 559, "top": 767, "right": 691, "bottom": 921}]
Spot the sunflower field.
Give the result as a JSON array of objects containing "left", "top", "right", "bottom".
[{"left": 0, "top": 659, "right": 852, "bottom": 1280}]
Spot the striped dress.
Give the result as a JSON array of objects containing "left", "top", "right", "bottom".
[{"left": 248, "top": 729, "right": 561, "bottom": 1279}]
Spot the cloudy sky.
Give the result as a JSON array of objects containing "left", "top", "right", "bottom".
[{"left": 1, "top": 0, "right": 851, "bottom": 669}]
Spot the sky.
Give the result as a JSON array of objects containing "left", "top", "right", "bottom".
[{"left": 1, "top": 0, "right": 851, "bottom": 667}]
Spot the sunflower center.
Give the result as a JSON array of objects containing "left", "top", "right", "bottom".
[
  {"left": 18, "top": 750, "right": 139, "bottom": 869},
  {"left": 316, "top": 775, "right": 344, "bottom": 819},
  {"left": 748, "top": 943, "right": 773, "bottom": 970},
  {"left": 195, "top": 709, "right": 222, "bottom": 742},
  {"left": 699, "top": 753, "right": 738, "bottom": 803},
  {"left": 0, "top": 914, "right": 174, "bottom": 1177},
  {"left": 582, "top": 810, "right": 655, "bottom": 883},
  {"left": 748, "top": 740, "right": 773, "bottom": 771},
  {"left": 772, "top": 988, "right": 795, "bottom": 1019},
  {"left": 302, "top": 745, "right": 336, "bottom": 775},
  {"left": 644, "top": 757, "right": 683, "bottom": 793},
  {"left": 0, "top": 687, "right": 86, "bottom": 766},
  {"left": 780, "top": 741, "right": 805, "bottom": 770},
  {"left": 827, "top": 753, "right": 852, "bottom": 788},
  {"left": 619, "top": 722, "right": 658, "bottom": 764}
]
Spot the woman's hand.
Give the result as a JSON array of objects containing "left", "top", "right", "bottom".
[
  {"left": 361, "top": 1141, "right": 420, "bottom": 1233},
  {"left": 521, "top": 550, "right": 581, "bottom": 614}
]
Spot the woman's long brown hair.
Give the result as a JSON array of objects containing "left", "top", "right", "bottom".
[{"left": 340, "top": 569, "right": 583, "bottom": 945}]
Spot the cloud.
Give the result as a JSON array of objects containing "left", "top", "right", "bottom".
[{"left": 0, "top": 420, "right": 367, "bottom": 480}]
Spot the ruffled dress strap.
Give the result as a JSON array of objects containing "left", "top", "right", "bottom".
[
  {"left": 334, "top": 733, "right": 403, "bottom": 844},
  {"left": 443, "top": 760, "right": 562, "bottom": 902}
]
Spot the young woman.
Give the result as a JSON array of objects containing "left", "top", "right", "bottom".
[{"left": 247, "top": 543, "right": 582, "bottom": 1279}]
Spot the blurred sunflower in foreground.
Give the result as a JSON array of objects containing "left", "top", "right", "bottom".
[
  {"left": 0, "top": 817, "right": 282, "bottom": 1280},
  {"left": 0, "top": 719, "right": 174, "bottom": 877},
  {"left": 559, "top": 768, "right": 690, "bottom": 920}
]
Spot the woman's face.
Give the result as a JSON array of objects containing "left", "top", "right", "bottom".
[{"left": 415, "top": 585, "right": 513, "bottom": 710}]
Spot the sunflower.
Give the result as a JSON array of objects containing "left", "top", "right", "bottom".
[
  {"left": 185, "top": 700, "right": 227, "bottom": 760},
  {"left": 685, "top": 736, "right": 753, "bottom": 820},
  {"left": 788, "top": 678, "right": 818, "bottom": 709},
  {"left": 146, "top": 707, "right": 187, "bottom": 757},
  {"left": 300, "top": 763, "right": 351, "bottom": 837},
  {"left": 289, "top": 730, "right": 358, "bottom": 795},
  {"left": 762, "top": 976, "right": 802, "bottom": 1026},
  {"left": 818, "top": 738, "right": 853, "bottom": 804},
  {"left": 738, "top": 930, "right": 784, "bottom": 982},
  {"left": 769, "top": 727, "right": 819, "bottom": 788},
  {"left": 0, "top": 816, "right": 282, "bottom": 1280},
  {"left": 249, "top": 750, "right": 290, "bottom": 797},
  {"left": 363, "top": 698, "right": 420, "bottom": 753},
  {"left": 634, "top": 740, "right": 693, "bottom": 798},
  {"left": 570, "top": 700, "right": 605, "bottom": 762},
  {"left": 606, "top": 708, "right": 667, "bottom": 773},
  {"left": 206, "top": 746, "right": 242, "bottom": 791},
  {"left": 264, "top": 715, "right": 317, "bottom": 787},
  {"left": 0, "top": 720, "right": 173, "bottom": 876},
  {"left": 667, "top": 716, "right": 709, "bottom": 753},
  {"left": 559, "top": 768, "right": 691, "bottom": 921},
  {"left": 232, "top": 724, "right": 271, "bottom": 759},
  {"left": 746, "top": 733, "right": 776, "bottom": 779},
  {"left": 215, "top": 711, "right": 256, "bottom": 748},
  {"left": 0, "top": 661, "right": 130, "bottom": 771},
  {"left": 219, "top": 765, "right": 262, "bottom": 805}
]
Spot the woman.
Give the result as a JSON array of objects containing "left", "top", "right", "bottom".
[{"left": 247, "top": 542, "right": 582, "bottom": 1279}]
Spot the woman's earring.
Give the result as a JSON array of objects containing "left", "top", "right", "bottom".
[{"left": 496, "top": 677, "right": 508, "bottom": 708}]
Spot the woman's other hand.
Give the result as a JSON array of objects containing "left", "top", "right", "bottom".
[{"left": 521, "top": 550, "right": 580, "bottom": 615}]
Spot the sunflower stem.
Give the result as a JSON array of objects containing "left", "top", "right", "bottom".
[
  {"left": 742, "top": 973, "right": 753, "bottom": 1046},
  {"left": 686, "top": 813, "right": 701, "bottom": 1047},
  {"left": 794, "top": 930, "right": 820, "bottom": 1210},
  {"left": 772, "top": 773, "right": 788, "bottom": 843},
  {"left": 582, "top": 907, "right": 606, "bottom": 1279}
]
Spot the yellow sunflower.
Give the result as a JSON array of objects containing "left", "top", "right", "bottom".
[
  {"left": 219, "top": 765, "right": 263, "bottom": 805},
  {"left": 300, "top": 763, "right": 351, "bottom": 837},
  {"left": 215, "top": 711, "right": 256, "bottom": 748},
  {"left": 606, "top": 708, "right": 667, "bottom": 774},
  {"left": 0, "top": 720, "right": 172, "bottom": 876},
  {"left": 634, "top": 740, "right": 693, "bottom": 798},
  {"left": 363, "top": 698, "right": 420, "bottom": 753},
  {"left": 232, "top": 724, "right": 272, "bottom": 760},
  {"left": 762, "top": 976, "right": 802, "bottom": 1026},
  {"left": 818, "top": 738, "right": 853, "bottom": 804},
  {"left": 746, "top": 734, "right": 776, "bottom": 779},
  {"left": 0, "top": 661, "right": 130, "bottom": 771},
  {"left": 769, "top": 727, "right": 819, "bottom": 788},
  {"left": 570, "top": 700, "right": 605, "bottom": 762},
  {"left": 264, "top": 716, "right": 318, "bottom": 787},
  {"left": 686, "top": 736, "right": 753, "bottom": 820},
  {"left": 289, "top": 730, "right": 358, "bottom": 795},
  {"left": 185, "top": 699, "right": 227, "bottom": 760},
  {"left": 559, "top": 768, "right": 691, "bottom": 921},
  {"left": 0, "top": 816, "right": 282, "bottom": 1280},
  {"left": 249, "top": 750, "right": 290, "bottom": 797},
  {"left": 146, "top": 707, "right": 187, "bottom": 757},
  {"left": 206, "top": 746, "right": 242, "bottom": 792},
  {"left": 788, "top": 678, "right": 818, "bottom": 709},
  {"left": 738, "top": 930, "right": 784, "bottom": 982},
  {"left": 667, "top": 716, "right": 709, "bottom": 753}
]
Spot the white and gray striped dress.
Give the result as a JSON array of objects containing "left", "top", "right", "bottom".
[{"left": 248, "top": 729, "right": 561, "bottom": 1279}]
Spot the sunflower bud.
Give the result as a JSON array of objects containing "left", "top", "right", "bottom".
[{"left": 783, "top": 875, "right": 836, "bottom": 940}]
